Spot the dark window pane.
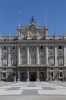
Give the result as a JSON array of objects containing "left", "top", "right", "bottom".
[
  {"left": 51, "top": 73, "right": 53, "bottom": 77},
  {"left": 13, "top": 46, "right": 15, "bottom": 50},
  {"left": 50, "top": 46, "right": 53, "bottom": 49},
  {"left": 41, "top": 46, "right": 43, "bottom": 49},
  {"left": 4, "top": 46, "right": 6, "bottom": 50},
  {"left": 60, "top": 73, "right": 62, "bottom": 77},
  {"left": 59, "top": 46, "right": 62, "bottom": 49}
]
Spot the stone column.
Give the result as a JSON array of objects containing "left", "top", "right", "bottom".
[
  {"left": 18, "top": 45, "right": 20, "bottom": 65},
  {"left": 37, "top": 68, "right": 39, "bottom": 81},
  {"left": 55, "top": 45, "right": 58, "bottom": 66},
  {"left": 17, "top": 68, "right": 20, "bottom": 81},
  {"left": 27, "top": 46, "right": 29, "bottom": 64},
  {"left": 36, "top": 46, "right": 39, "bottom": 64},
  {"left": 45, "top": 45, "right": 48, "bottom": 65},
  {"left": 27, "top": 68, "right": 29, "bottom": 81},
  {"left": 46, "top": 68, "right": 48, "bottom": 81},
  {"left": 0, "top": 46, "right": 2, "bottom": 66},
  {"left": 8, "top": 46, "right": 11, "bottom": 66},
  {"left": 64, "top": 45, "right": 66, "bottom": 66}
]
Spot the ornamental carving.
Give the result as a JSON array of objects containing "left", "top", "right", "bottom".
[
  {"left": 57, "top": 50, "right": 63, "bottom": 56},
  {"left": 30, "top": 46, "right": 35, "bottom": 53},
  {"left": 48, "top": 50, "right": 54, "bottom": 56}
]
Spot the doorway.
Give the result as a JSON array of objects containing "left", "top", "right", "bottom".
[
  {"left": 30, "top": 72, "right": 36, "bottom": 81},
  {"left": 40, "top": 71, "right": 45, "bottom": 81},
  {"left": 21, "top": 72, "right": 26, "bottom": 82}
]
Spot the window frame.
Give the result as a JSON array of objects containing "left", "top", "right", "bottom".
[
  {"left": 49, "top": 58, "right": 54, "bottom": 66},
  {"left": 58, "top": 45, "right": 62, "bottom": 49},
  {"left": 40, "top": 46, "right": 44, "bottom": 50},
  {"left": 12, "top": 46, "right": 16, "bottom": 50},
  {"left": 3, "top": 46, "right": 7, "bottom": 50},
  {"left": 58, "top": 58, "right": 63, "bottom": 66},
  {"left": 2, "top": 58, "right": 7, "bottom": 66},
  {"left": 49, "top": 46, "right": 53, "bottom": 49}
]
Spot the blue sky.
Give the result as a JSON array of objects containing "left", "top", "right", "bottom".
[{"left": 0, "top": 0, "right": 66, "bottom": 36}]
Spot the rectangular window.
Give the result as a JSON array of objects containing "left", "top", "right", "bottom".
[
  {"left": 12, "top": 73, "right": 15, "bottom": 77},
  {"left": 59, "top": 46, "right": 62, "bottom": 49},
  {"left": 12, "top": 58, "right": 16, "bottom": 66},
  {"left": 13, "top": 46, "right": 15, "bottom": 50},
  {"left": 40, "top": 57, "right": 44, "bottom": 64},
  {"left": 3, "top": 58, "right": 7, "bottom": 66},
  {"left": 50, "top": 46, "right": 53, "bottom": 49},
  {"left": 22, "top": 57, "right": 27, "bottom": 64},
  {"left": 40, "top": 46, "right": 43, "bottom": 50},
  {"left": 60, "top": 73, "right": 63, "bottom": 77},
  {"left": 58, "top": 58, "right": 63, "bottom": 65},
  {"left": 51, "top": 72, "right": 53, "bottom": 77},
  {"left": 22, "top": 46, "right": 25, "bottom": 50},
  {"left": 3, "top": 73, "right": 6, "bottom": 77},
  {"left": 49, "top": 58, "right": 54, "bottom": 65},
  {"left": 31, "top": 57, "right": 35, "bottom": 64},
  {"left": 4, "top": 46, "right": 6, "bottom": 50}
]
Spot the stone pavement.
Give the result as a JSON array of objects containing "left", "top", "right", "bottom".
[{"left": 0, "top": 81, "right": 66, "bottom": 100}]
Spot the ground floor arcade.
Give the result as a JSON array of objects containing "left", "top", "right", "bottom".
[
  {"left": 17, "top": 67, "right": 47, "bottom": 82},
  {"left": 0, "top": 67, "right": 47, "bottom": 82},
  {"left": 0, "top": 67, "right": 65, "bottom": 82}
]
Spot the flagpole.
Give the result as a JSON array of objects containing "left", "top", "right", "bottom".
[
  {"left": 45, "top": 10, "right": 47, "bottom": 26},
  {"left": 18, "top": 12, "right": 20, "bottom": 26}
]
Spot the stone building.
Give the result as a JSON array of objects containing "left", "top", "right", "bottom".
[{"left": 0, "top": 16, "right": 66, "bottom": 82}]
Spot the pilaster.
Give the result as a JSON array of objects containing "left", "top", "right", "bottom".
[
  {"left": 8, "top": 46, "right": 11, "bottom": 66},
  {"left": 45, "top": 45, "right": 48, "bottom": 65},
  {"left": 0, "top": 46, "right": 2, "bottom": 66},
  {"left": 64, "top": 45, "right": 66, "bottom": 66},
  {"left": 18, "top": 45, "right": 21, "bottom": 65},
  {"left": 36, "top": 46, "right": 39, "bottom": 64},
  {"left": 27, "top": 46, "right": 29, "bottom": 64},
  {"left": 17, "top": 68, "right": 20, "bottom": 82},
  {"left": 37, "top": 68, "right": 39, "bottom": 81},
  {"left": 55, "top": 45, "right": 58, "bottom": 66},
  {"left": 27, "top": 68, "right": 29, "bottom": 81}
]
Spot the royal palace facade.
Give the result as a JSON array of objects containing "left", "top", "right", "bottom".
[{"left": 0, "top": 17, "right": 66, "bottom": 82}]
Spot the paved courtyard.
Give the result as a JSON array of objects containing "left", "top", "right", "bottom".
[{"left": 0, "top": 81, "right": 66, "bottom": 100}]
